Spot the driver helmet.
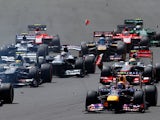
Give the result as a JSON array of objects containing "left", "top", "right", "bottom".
[
  {"left": 123, "top": 30, "right": 129, "bottom": 36},
  {"left": 35, "top": 28, "right": 41, "bottom": 35},
  {"left": 23, "top": 35, "right": 27, "bottom": 40},
  {"left": 117, "top": 81, "right": 125, "bottom": 89},
  {"left": 15, "top": 60, "right": 22, "bottom": 63},
  {"left": 16, "top": 54, "right": 23, "bottom": 61},
  {"left": 98, "top": 37, "right": 106, "bottom": 45},
  {"left": 61, "top": 51, "right": 67, "bottom": 58},
  {"left": 132, "top": 53, "right": 137, "bottom": 58},
  {"left": 119, "top": 75, "right": 126, "bottom": 83},
  {"left": 64, "top": 47, "right": 69, "bottom": 52},
  {"left": 135, "top": 25, "right": 142, "bottom": 31},
  {"left": 15, "top": 60, "right": 23, "bottom": 66},
  {"left": 129, "top": 58, "right": 137, "bottom": 65}
]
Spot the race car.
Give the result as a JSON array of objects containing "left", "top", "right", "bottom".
[
  {"left": 146, "top": 28, "right": 160, "bottom": 47},
  {"left": 124, "top": 18, "right": 160, "bottom": 47},
  {"left": 124, "top": 18, "right": 143, "bottom": 26},
  {"left": 0, "top": 58, "right": 53, "bottom": 87},
  {"left": 15, "top": 42, "right": 48, "bottom": 65},
  {"left": 0, "top": 38, "right": 49, "bottom": 65},
  {"left": 100, "top": 49, "right": 160, "bottom": 85},
  {"left": 80, "top": 31, "right": 127, "bottom": 62},
  {"left": 116, "top": 24, "right": 135, "bottom": 33},
  {"left": 15, "top": 33, "right": 35, "bottom": 44},
  {"left": 27, "top": 24, "right": 61, "bottom": 52},
  {"left": 46, "top": 45, "right": 96, "bottom": 77},
  {"left": 0, "top": 82, "right": 14, "bottom": 105},
  {"left": 0, "top": 43, "right": 53, "bottom": 86},
  {"left": 112, "top": 30, "right": 149, "bottom": 52},
  {"left": 85, "top": 75, "right": 157, "bottom": 113}
]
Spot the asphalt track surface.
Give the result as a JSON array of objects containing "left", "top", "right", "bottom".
[{"left": 0, "top": 0, "right": 160, "bottom": 120}]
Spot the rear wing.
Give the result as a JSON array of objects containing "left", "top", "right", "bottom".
[
  {"left": 93, "top": 31, "right": 113, "bottom": 37},
  {"left": 93, "top": 31, "right": 113, "bottom": 41},
  {"left": 16, "top": 35, "right": 35, "bottom": 40},
  {"left": 124, "top": 19, "right": 143, "bottom": 26},
  {"left": 117, "top": 24, "right": 135, "bottom": 32},
  {"left": 28, "top": 24, "right": 47, "bottom": 31},
  {"left": 129, "top": 50, "right": 153, "bottom": 58}
]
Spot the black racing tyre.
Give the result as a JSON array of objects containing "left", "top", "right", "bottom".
[
  {"left": 140, "top": 36, "right": 149, "bottom": 46},
  {"left": 154, "top": 33, "right": 160, "bottom": 40},
  {"left": 51, "top": 35, "right": 61, "bottom": 53},
  {"left": 0, "top": 83, "right": 14, "bottom": 104},
  {"left": 155, "top": 63, "right": 160, "bottom": 82},
  {"left": 117, "top": 41, "right": 126, "bottom": 54},
  {"left": 142, "top": 66, "right": 152, "bottom": 78},
  {"left": 29, "top": 67, "right": 40, "bottom": 79},
  {"left": 75, "top": 58, "right": 84, "bottom": 69},
  {"left": 133, "top": 90, "right": 144, "bottom": 105},
  {"left": 145, "top": 85, "right": 157, "bottom": 106},
  {"left": 29, "top": 67, "right": 40, "bottom": 87},
  {"left": 101, "top": 66, "right": 112, "bottom": 77},
  {"left": 85, "top": 90, "right": 100, "bottom": 110},
  {"left": 84, "top": 55, "right": 96, "bottom": 74},
  {"left": 133, "top": 90, "right": 145, "bottom": 113},
  {"left": 121, "top": 53, "right": 126, "bottom": 61},
  {"left": 41, "top": 63, "right": 53, "bottom": 83},
  {"left": 100, "top": 66, "right": 112, "bottom": 85},
  {"left": 37, "top": 44, "right": 48, "bottom": 57},
  {"left": 81, "top": 42, "right": 88, "bottom": 56},
  {"left": 75, "top": 57, "right": 85, "bottom": 77}
]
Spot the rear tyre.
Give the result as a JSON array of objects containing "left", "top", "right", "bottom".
[
  {"left": 51, "top": 35, "right": 61, "bottom": 53},
  {"left": 145, "top": 85, "right": 157, "bottom": 106},
  {"left": 140, "top": 36, "right": 149, "bottom": 46},
  {"left": 155, "top": 63, "right": 160, "bottom": 82},
  {"left": 143, "top": 66, "right": 152, "bottom": 77},
  {"left": 142, "top": 66, "right": 153, "bottom": 83},
  {"left": 41, "top": 63, "right": 53, "bottom": 83},
  {"left": 85, "top": 55, "right": 96, "bottom": 74},
  {"left": 75, "top": 58, "right": 85, "bottom": 77},
  {"left": 117, "top": 41, "right": 126, "bottom": 53},
  {"left": 37, "top": 44, "right": 48, "bottom": 56},
  {"left": 81, "top": 42, "right": 88, "bottom": 56},
  {"left": 117, "top": 41, "right": 126, "bottom": 60},
  {"left": 29, "top": 67, "right": 40, "bottom": 87},
  {"left": 101, "top": 66, "right": 112, "bottom": 77},
  {"left": 100, "top": 66, "right": 112, "bottom": 84}
]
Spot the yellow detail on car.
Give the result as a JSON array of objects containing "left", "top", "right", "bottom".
[
  {"left": 107, "top": 95, "right": 119, "bottom": 102},
  {"left": 33, "top": 24, "right": 41, "bottom": 26}
]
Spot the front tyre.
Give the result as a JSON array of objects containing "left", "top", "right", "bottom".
[{"left": 0, "top": 83, "right": 14, "bottom": 104}]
